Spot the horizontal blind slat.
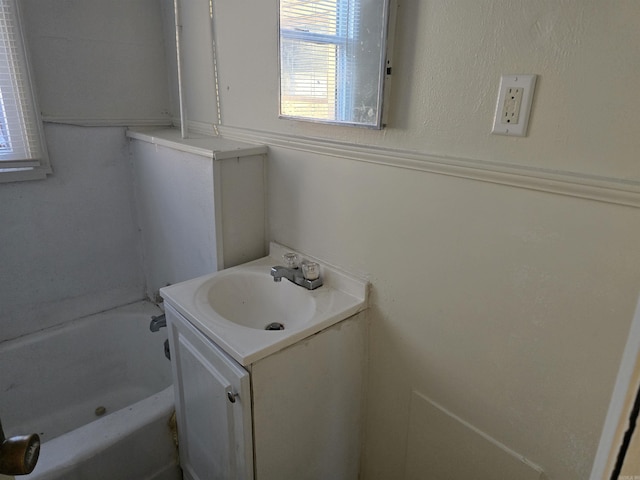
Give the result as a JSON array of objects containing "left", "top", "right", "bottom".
[
  {"left": 280, "top": 0, "right": 358, "bottom": 121},
  {"left": 0, "top": 0, "right": 44, "bottom": 165}
]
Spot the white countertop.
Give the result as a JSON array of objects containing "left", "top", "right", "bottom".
[{"left": 160, "top": 243, "right": 369, "bottom": 365}]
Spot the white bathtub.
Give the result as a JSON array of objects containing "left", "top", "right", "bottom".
[{"left": 0, "top": 301, "right": 181, "bottom": 480}]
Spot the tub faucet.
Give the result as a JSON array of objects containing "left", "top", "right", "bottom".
[
  {"left": 149, "top": 314, "right": 166, "bottom": 332},
  {"left": 149, "top": 314, "right": 171, "bottom": 360},
  {"left": 270, "top": 264, "right": 323, "bottom": 290}
]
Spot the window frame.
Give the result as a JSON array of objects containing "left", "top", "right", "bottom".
[{"left": 0, "top": 0, "right": 50, "bottom": 183}]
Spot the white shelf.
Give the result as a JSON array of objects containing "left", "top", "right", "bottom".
[{"left": 126, "top": 127, "right": 267, "bottom": 160}]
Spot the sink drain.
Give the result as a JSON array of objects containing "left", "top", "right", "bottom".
[{"left": 265, "top": 322, "right": 284, "bottom": 331}]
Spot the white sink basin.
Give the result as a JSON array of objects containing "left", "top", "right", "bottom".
[
  {"left": 198, "top": 269, "right": 316, "bottom": 330},
  {"left": 160, "top": 243, "right": 368, "bottom": 365}
]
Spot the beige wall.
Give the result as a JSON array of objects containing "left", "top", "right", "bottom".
[
  {"left": 206, "top": 0, "right": 639, "bottom": 180},
  {"left": 178, "top": 1, "right": 640, "bottom": 478},
  {"left": 266, "top": 148, "right": 639, "bottom": 479}
]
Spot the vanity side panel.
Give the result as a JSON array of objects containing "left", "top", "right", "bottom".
[
  {"left": 251, "top": 312, "right": 367, "bottom": 480},
  {"left": 218, "top": 154, "right": 267, "bottom": 269}
]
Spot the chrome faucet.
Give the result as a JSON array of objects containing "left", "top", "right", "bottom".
[
  {"left": 270, "top": 255, "right": 323, "bottom": 290},
  {"left": 149, "top": 314, "right": 171, "bottom": 360},
  {"left": 149, "top": 314, "right": 167, "bottom": 332}
]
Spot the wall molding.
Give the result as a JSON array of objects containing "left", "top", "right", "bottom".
[
  {"left": 42, "top": 116, "right": 173, "bottom": 128},
  {"left": 189, "top": 122, "right": 640, "bottom": 209}
]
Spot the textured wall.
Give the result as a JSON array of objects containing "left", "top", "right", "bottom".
[
  {"left": 0, "top": 125, "right": 145, "bottom": 342},
  {"left": 266, "top": 147, "right": 639, "bottom": 479},
  {"left": 0, "top": 0, "right": 173, "bottom": 342},
  {"left": 207, "top": 0, "right": 640, "bottom": 182},
  {"left": 173, "top": 1, "right": 640, "bottom": 478},
  {"left": 21, "top": 0, "right": 172, "bottom": 124}
]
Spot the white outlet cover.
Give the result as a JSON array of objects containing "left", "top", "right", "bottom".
[{"left": 491, "top": 74, "right": 537, "bottom": 137}]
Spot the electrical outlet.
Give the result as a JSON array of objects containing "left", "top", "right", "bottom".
[
  {"left": 492, "top": 74, "right": 537, "bottom": 137},
  {"left": 501, "top": 87, "right": 523, "bottom": 125}
]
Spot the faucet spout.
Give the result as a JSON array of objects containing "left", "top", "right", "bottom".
[
  {"left": 270, "top": 266, "right": 296, "bottom": 283},
  {"left": 270, "top": 265, "right": 323, "bottom": 290},
  {"left": 149, "top": 314, "right": 167, "bottom": 332}
]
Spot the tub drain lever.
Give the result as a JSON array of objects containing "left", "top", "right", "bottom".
[{"left": 0, "top": 420, "right": 40, "bottom": 476}]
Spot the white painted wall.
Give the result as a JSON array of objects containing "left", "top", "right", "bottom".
[
  {"left": 0, "top": 124, "right": 145, "bottom": 342},
  {"left": 130, "top": 140, "right": 219, "bottom": 301},
  {"left": 129, "top": 135, "right": 267, "bottom": 300},
  {"left": 176, "top": 1, "right": 640, "bottom": 479},
  {"left": 0, "top": 0, "right": 173, "bottom": 342},
  {"left": 21, "top": 0, "right": 172, "bottom": 125}
]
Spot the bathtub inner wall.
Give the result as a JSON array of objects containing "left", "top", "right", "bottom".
[{"left": 0, "top": 301, "right": 171, "bottom": 442}]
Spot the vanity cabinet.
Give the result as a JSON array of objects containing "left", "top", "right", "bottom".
[
  {"left": 165, "top": 303, "right": 367, "bottom": 480},
  {"left": 166, "top": 303, "right": 253, "bottom": 480}
]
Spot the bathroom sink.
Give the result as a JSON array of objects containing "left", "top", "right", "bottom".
[
  {"left": 159, "top": 243, "right": 368, "bottom": 365},
  {"left": 197, "top": 269, "right": 316, "bottom": 330}
]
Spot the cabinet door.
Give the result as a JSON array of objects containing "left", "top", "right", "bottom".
[{"left": 166, "top": 304, "right": 253, "bottom": 480}]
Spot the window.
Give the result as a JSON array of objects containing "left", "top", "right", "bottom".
[
  {"left": 0, "top": 0, "right": 49, "bottom": 182},
  {"left": 279, "top": 0, "right": 391, "bottom": 128}
]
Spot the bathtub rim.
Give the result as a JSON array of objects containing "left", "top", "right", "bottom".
[{"left": 28, "top": 385, "right": 176, "bottom": 479}]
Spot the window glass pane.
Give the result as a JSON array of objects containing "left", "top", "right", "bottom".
[
  {"left": 0, "top": 0, "right": 46, "bottom": 168},
  {"left": 280, "top": 38, "right": 337, "bottom": 120},
  {"left": 280, "top": 0, "right": 339, "bottom": 35},
  {"left": 0, "top": 94, "right": 10, "bottom": 150}
]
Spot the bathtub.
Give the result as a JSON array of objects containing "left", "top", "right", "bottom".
[{"left": 0, "top": 301, "right": 181, "bottom": 480}]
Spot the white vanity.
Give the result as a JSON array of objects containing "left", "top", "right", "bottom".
[{"left": 160, "top": 244, "right": 368, "bottom": 480}]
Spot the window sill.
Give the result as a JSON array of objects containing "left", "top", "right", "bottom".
[{"left": 0, "top": 166, "right": 51, "bottom": 184}]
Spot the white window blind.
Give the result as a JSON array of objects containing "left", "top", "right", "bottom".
[
  {"left": 0, "top": 0, "right": 47, "bottom": 173},
  {"left": 280, "top": 0, "right": 360, "bottom": 123}
]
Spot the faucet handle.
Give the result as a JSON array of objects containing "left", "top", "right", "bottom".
[
  {"left": 283, "top": 252, "right": 299, "bottom": 269},
  {"left": 300, "top": 261, "right": 320, "bottom": 281}
]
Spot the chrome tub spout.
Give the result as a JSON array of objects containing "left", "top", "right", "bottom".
[{"left": 149, "top": 314, "right": 167, "bottom": 332}]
